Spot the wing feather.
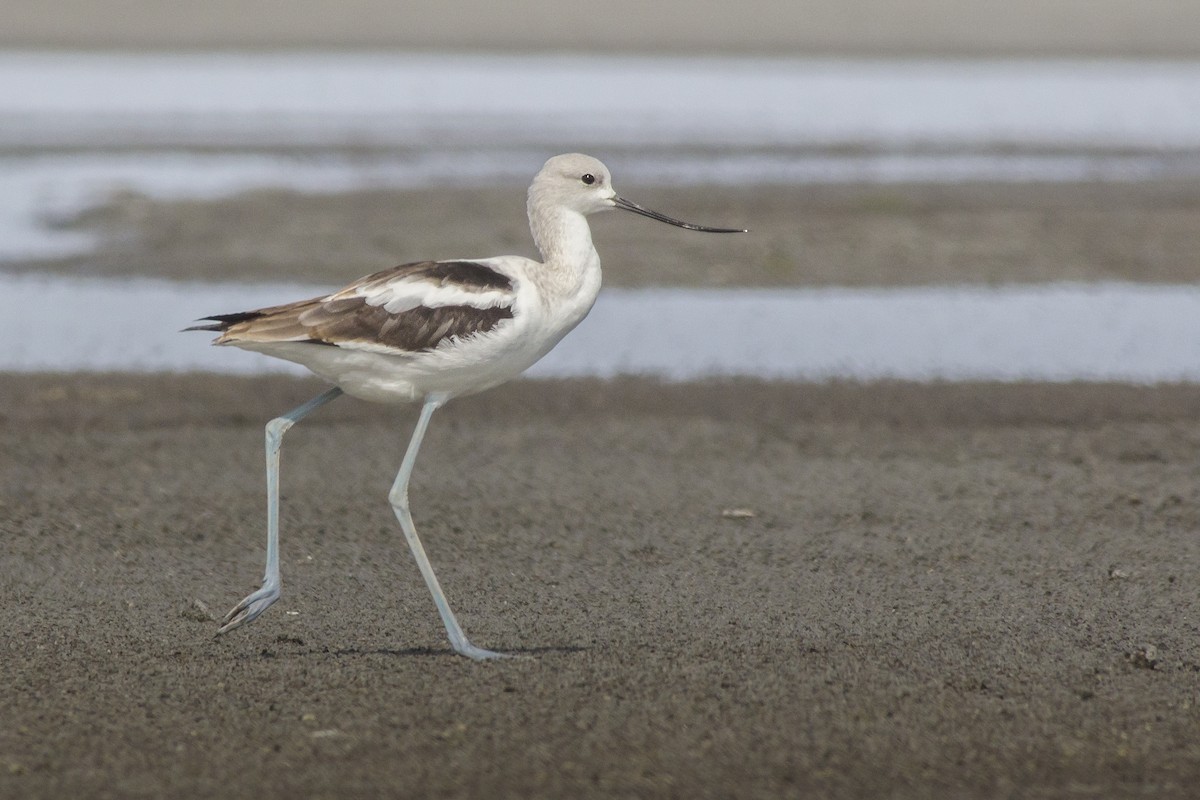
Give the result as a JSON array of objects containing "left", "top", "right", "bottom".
[{"left": 191, "top": 260, "right": 517, "bottom": 353}]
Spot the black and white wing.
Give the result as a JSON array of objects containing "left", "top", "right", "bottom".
[{"left": 189, "top": 260, "right": 517, "bottom": 353}]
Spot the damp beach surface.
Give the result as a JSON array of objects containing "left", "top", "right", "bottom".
[{"left": 3, "top": 373, "right": 1200, "bottom": 798}]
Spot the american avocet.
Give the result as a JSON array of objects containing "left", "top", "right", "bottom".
[{"left": 189, "top": 153, "right": 744, "bottom": 660}]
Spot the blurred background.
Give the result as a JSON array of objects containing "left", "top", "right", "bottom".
[
  {"left": 6, "top": 0, "right": 1200, "bottom": 55},
  {"left": 3, "top": 0, "right": 1200, "bottom": 378}
]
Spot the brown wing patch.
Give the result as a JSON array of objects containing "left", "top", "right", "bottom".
[
  {"left": 297, "top": 297, "right": 514, "bottom": 352},
  {"left": 208, "top": 289, "right": 513, "bottom": 353},
  {"left": 191, "top": 258, "right": 517, "bottom": 352}
]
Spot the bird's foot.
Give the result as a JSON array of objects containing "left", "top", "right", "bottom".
[
  {"left": 216, "top": 581, "right": 279, "bottom": 635},
  {"left": 451, "top": 639, "right": 520, "bottom": 661}
]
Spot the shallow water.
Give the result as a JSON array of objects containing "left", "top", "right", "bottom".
[
  {"left": 5, "top": 52, "right": 1200, "bottom": 149},
  {"left": 7, "top": 274, "right": 1200, "bottom": 382},
  {"left": 5, "top": 53, "right": 1200, "bottom": 262}
]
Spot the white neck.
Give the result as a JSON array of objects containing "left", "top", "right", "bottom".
[{"left": 528, "top": 200, "right": 601, "bottom": 274}]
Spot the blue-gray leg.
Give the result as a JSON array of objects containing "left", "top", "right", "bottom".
[
  {"left": 217, "top": 386, "right": 344, "bottom": 634},
  {"left": 390, "top": 394, "right": 509, "bottom": 660}
]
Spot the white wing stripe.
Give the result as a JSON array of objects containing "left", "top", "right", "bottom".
[{"left": 358, "top": 278, "right": 514, "bottom": 314}]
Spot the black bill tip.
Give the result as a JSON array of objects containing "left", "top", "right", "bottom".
[{"left": 613, "top": 195, "right": 747, "bottom": 233}]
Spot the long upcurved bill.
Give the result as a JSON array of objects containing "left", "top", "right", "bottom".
[{"left": 613, "top": 195, "right": 747, "bottom": 233}]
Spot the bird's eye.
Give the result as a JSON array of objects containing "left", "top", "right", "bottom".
[{"left": 581, "top": 173, "right": 596, "bottom": 185}]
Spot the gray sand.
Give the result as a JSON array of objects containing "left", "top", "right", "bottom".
[{"left": 2, "top": 374, "right": 1199, "bottom": 798}]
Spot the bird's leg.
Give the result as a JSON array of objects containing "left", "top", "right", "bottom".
[
  {"left": 218, "top": 386, "right": 344, "bottom": 635},
  {"left": 390, "top": 394, "right": 509, "bottom": 660}
]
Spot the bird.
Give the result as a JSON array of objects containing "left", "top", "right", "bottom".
[{"left": 188, "top": 153, "right": 745, "bottom": 660}]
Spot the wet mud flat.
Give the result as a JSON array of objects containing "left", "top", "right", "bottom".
[
  {"left": 2, "top": 373, "right": 1199, "bottom": 798},
  {"left": 29, "top": 179, "right": 1200, "bottom": 289}
]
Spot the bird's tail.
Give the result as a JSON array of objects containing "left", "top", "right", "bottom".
[{"left": 182, "top": 311, "right": 264, "bottom": 333}]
